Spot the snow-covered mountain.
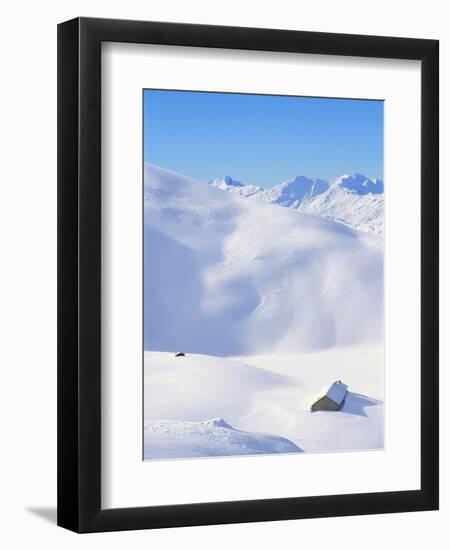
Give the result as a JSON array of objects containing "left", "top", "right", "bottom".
[
  {"left": 332, "top": 173, "right": 384, "bottom": 195},
  {"left": 208, "top": 172, "right": 384, "bottom": 235},
  {"left": 209, "top": 175, "right": 264, "bottom": 198},
  {"left": 260, "top": 175, "right": 329, "bottom": 207},
  {"left": 144, "top": 163, "right": 383, "bottom": 356},
  {"left": 299, "top": 175, "right": 384, "bottom": 235},
  {"left": 209, "top": 175, "right": 245, "bottom": 190}
]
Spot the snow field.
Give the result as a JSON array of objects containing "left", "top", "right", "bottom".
[{"left": 143, "top": 164, "right": 384, "bottom": 459}]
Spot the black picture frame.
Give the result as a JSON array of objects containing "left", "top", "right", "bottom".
[{"left": 57, "top": 17, "right": 439, "bottom": 533}]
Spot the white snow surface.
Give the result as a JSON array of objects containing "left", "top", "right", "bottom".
[
  {"left": 144, "top": 163, "right": 383, "bottom": 356},
  {"left": 298, "top": 176, "right": 384, "bottom": 236},
  {"left": 143, "top": 163, "right": 384, "bottom": 459},
  {"left": 209, "top": 172, "right": 384, "bottom": 235},
  {"left": 260, "top": 175, "right": 329, "bottom": 206},
  {"left": 144, "top": 418, "right": 302, "bottom": 459},
  {"left": 144, "top": 348, "right": 384, "bottom": 459}
]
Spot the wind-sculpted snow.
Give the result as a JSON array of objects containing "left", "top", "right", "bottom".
[
  {"left": 144, "top": 163, "right": 383, "bottom": 356},
  {"left": 144, "top": 418, "right": 302, "bottom": 459},
  {"left": 144, "top": 349, "right": 384, "bottom": 458}
]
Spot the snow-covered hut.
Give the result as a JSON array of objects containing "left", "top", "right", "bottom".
[{"left": 310, "top": 380, "right": 348, "bottom": 412}]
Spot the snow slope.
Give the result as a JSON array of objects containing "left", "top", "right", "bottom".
[
  {"left": 144, "top": 418, "right": 302, "bottom": 459},
  {"left": 208, "top": 172, "right": 384, "bottom": 235},
  {"left": 144, "top": 163, "right": 383, "bottom": 356},
  {"left": 143, "top": 352, "right": 305, "bottom": 459},
  {"left": 144, "top": 348, "right": 383, "bottom": 459}
]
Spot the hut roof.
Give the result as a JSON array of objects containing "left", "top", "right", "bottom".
[{"left": 312, "top": 380, "right": 348, "bottom": 407}]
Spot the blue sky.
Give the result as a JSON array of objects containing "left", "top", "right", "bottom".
[{"left": 143, "top": 90, "right": 383, "bottom": 188}]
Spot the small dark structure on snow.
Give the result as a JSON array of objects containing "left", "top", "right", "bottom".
[
  {"left": 310, "top": 380, "right": 348, "bottom": 412},
  {"left": 175, "top": 352, "right": 186, "bottom": 357}
]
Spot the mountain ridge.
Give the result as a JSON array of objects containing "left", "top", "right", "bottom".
[{"left": 209, "top": 171, "right": 384, "bottom": 235}]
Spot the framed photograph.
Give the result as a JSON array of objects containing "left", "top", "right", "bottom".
[{"left": 57, "top": 17, "right": 439, "bottom": 532}]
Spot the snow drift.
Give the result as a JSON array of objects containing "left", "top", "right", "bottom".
[
  {"left": 144, "top": 417, "right": 302, "bottom": 459},
  {"left": 144, "top": 163, "right": 383, "bottom": 356},
  {"left": 144, "top": 348, "right": 384, "bottom": 458}
]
